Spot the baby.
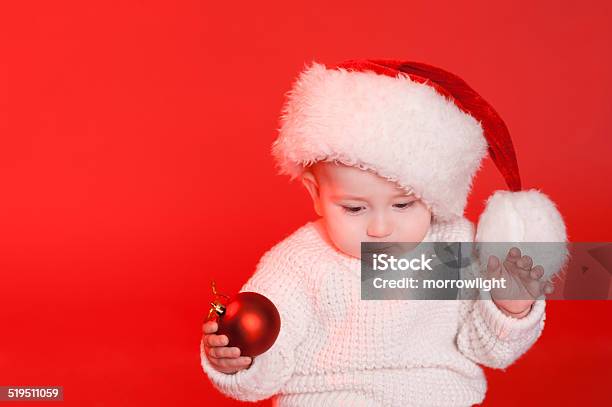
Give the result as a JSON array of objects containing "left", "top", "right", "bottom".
[{"left": 201, "top": 60, "right": 567, "bottom": 406}]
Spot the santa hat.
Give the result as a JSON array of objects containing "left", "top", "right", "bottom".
[{"left": 272, "top": 59, "right": 569, "bottom": 280}]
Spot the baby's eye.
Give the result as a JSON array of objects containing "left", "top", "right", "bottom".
[
  {"left": 341, "top": 205, "right": 365, "bottom": 214},
  {"left": 393, "top": 202, "right": 415, "bottom": 209}
]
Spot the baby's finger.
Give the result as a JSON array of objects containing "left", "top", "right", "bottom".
[
  {"left": 513, "top": 255, "right": 532, "bottom": 280},
  {"left": 209, "top": 346, "right": 241, "bottom": 359},
  {"left": 486, "top": 255, "right": 501, "bottom": 278},
  {"left": 529, "top": 280, "right": 554, "bottom": 299},
  {"left": 543, "top": 281, "right": 555, "bottom": 295},
  {"left": 203, "top": 321, "right": 218, "bottom": 334},
  {"left": 212, "top": 356, "right": 253, "bottom": 370},
  {"left": 530, "top": 265, "right": 545, "bottom": 280},
  {"left": 502, "top": 259, "right": 521, "bottom": 277},
  {"left": 205, "top": 333, "right": 229, "bottom": 348},
  {"left": 506, "top": 247, "right": 522, "bottom": 261},
  {"left": 517, "top": 255, "right": 533, "bottom": 271}
]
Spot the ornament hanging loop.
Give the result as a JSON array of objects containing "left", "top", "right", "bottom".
[{"left": 207, "top": 280, "right": 230, "bottom": 321}]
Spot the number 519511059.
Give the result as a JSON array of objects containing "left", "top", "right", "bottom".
[{"left": 1, "top": 386, "right": 62, "bottom": 401}]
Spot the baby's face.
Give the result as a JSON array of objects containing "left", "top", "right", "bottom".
[{"left": 302, "top": 162, "right": 432, "bottom": 259}]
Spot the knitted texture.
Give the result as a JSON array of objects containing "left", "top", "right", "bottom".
[{"left": 201, "top": 218, "right": 547, "bottom": 407}]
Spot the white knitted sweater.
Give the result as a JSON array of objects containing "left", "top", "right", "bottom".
[{"left": 201, "top": 217, "right": 546, "bottom": 407}]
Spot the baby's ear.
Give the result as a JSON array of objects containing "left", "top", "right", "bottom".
[{"left": 301, "top": 171, "right": 322, "bottom": 216}]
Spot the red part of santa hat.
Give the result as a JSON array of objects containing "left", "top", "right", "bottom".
[{"left": 272, "top": 59, "right": 568, "bottom": 278}]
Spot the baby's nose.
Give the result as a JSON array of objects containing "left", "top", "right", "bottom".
[{"left": 367, "top": 217, "right": 393, "bottom": 238}]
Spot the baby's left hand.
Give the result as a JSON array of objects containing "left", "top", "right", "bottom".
[{"left": 485, "top": 247, "right": 555, "bottom": 318}]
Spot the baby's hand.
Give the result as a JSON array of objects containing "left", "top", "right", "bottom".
[
  {"left": 202, "top": 320, "right": 253, "bottom": 374},
  {"left": 486, "top": 247, "right": 555, "bottom": 318}
]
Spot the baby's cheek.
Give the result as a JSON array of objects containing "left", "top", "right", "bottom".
[
  {"left": 327, "top": 218, "right": 363, "bottom": 257},
  {"left": 396, "top": 213, "right": 431, "bottom": 242},
  {"left": 397, "top": 225, "right": 427, "bottom": 242}
]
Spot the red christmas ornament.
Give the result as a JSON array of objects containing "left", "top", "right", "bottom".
[{"left": 207, "top": 281, "right": 281, "bottom": 357}]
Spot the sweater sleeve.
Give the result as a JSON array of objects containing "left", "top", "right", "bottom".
[
  {"left": 200, "top": 240, "right": 315, "bottom": 402},
  {"left": 456, "top": 261, "right": 547, "bottom": 370}
]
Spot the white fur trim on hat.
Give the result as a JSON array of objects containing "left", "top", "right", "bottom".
[
  {"left": 474, "top": 189, "right": 569, "bottom": 281},
  {"left": 272, "top": 62, "right": 488, "bottom": 221}
]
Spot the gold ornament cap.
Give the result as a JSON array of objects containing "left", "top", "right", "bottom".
[{"left": 207, "top": 280, "right": 230, "bottom": 321}]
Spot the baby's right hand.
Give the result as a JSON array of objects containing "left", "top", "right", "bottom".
[{"left": 202, "top": 320, "right": 253, "bottom": 374}]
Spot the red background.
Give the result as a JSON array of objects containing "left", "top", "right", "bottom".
[{"left": 1, "top": 1, "right": 611, "bottom": 406}]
